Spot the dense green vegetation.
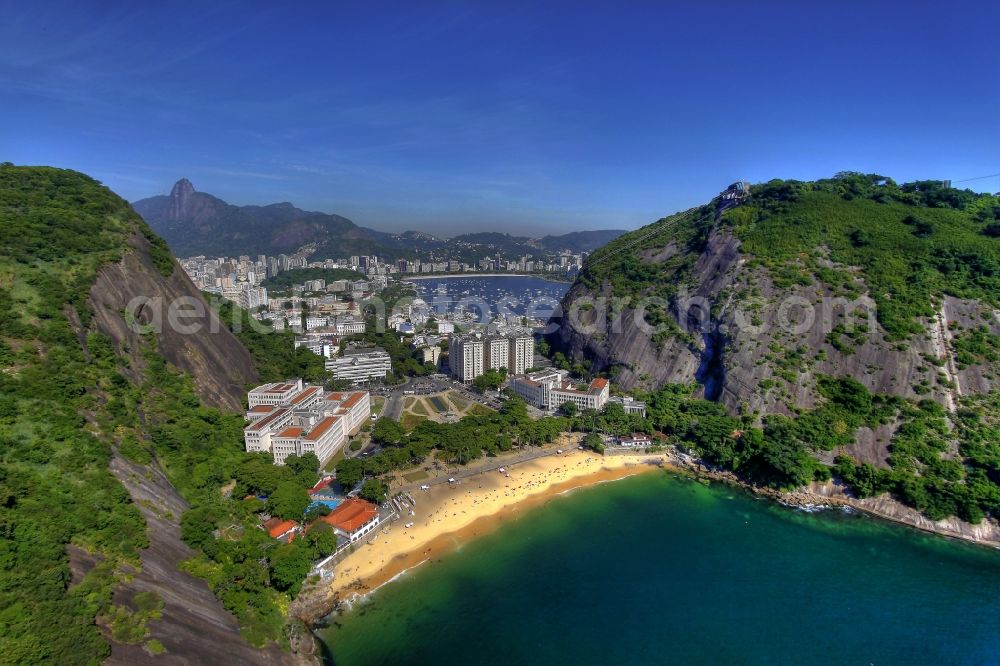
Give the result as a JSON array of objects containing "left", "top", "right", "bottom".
[
  {"left": 577, "top": 203, "right": 717, "bottom": 303},
  {"left": 729, "top": 174, "right": 1000, "bottom": 340},
  {"left": 0, "top": 166, "right": 345, "bottom": 658},
  {"left": 0, "top": 166, "right": 155, "bottom": 663},
  {"left": 627, "top": 377, "right": 999, "bottom": 521},
  {"left": 575, "top": 173, "right": 1000, "bottom": 344},
  {"left": 211, "top": 297, "right": 325, "bottom": 383},
  {"left": 260, "top": 267, "right": 365, "bottom": 290},
  {"left": 951, "top": 325, "right": 1000, "bottom": 370}
]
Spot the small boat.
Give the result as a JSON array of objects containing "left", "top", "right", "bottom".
[{"left": 405, "top": 522, "right": 414, "bottom": 528}]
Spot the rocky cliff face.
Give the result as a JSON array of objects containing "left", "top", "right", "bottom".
[
  {"left": 87, "top": 228, "right": 257, "bottom": 411},
  {"left": 555, "top": 176, "right": 1000, "bottom": 468}
]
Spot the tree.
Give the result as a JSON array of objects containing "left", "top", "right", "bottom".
[
  {"left": 559, "top": 401, "right": 578, "bottom": 417},
  {"left": 284, "top": 453, "right": 320, "bottom": 486},
  {"left": 372, "top": 418, "right": 405, "bottom": 446},
  {"left": 303, "top": 502, "right": 331, "bottom": 522},
  {"left": 335, "top": 458, "right": 365, "bottom": 489},
  {"left": 472, "top": 368, "right": 506, "bottom": 393},
  {"left": 582, "top": 432, "right": 604, "bottom": 453},
  {"left": 268, "top": 481, "right": 310, "bottom": 520},
  {"left": 269, "top": 543, "right": 312, "bottom": 595},
  {"left": 305, "top": 522, "right": 337, "bottom": 558},
  {"left": 360, "top": 478, "right": 389, "bottom": 504}
]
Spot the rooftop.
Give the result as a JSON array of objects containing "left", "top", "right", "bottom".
[
  {"left": 304, "top": 415, "right": 341, "bottom": 441},
  {"left": 289, "top": 386, "right": 320, "bottom": 405},
  {"left": 263, "top": 517, "right": 299, "bottom": 539},
  {"left": 245, "top": 407, "right": 290, "bottom": 433},
  {"left": 321, "top": 498, "right": 378, "bottom": 533}
]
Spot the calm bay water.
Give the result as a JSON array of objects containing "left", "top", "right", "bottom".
[
  {"left": 409, "top": 275, "right": 570, "bottom": 321},
  {"left": 318, "top": 473, "right": 1000, "bottom": 665}
]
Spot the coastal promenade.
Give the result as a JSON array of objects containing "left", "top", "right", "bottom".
[{"left": 392, "top": 436, "right": 584, "bottom": 494}]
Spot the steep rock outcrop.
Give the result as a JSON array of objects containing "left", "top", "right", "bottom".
[
  {"left": 555, "top": 176, "right": 1000, "bottom": 430},
  {"left": 88, "top": 230, "right": 257, "bottom": 410}
]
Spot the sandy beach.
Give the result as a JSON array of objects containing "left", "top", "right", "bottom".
[{"left": 323, "top": 450, "right": 671, "bottom": 604}]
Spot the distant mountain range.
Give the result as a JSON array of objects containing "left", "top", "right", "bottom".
[{"left": 132, "top": 179, "right": 627, "bottom": 261}]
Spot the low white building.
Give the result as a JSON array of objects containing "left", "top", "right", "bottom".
[
  {"left": 333, "top": 316, "right": 366, "bottom": 336},
  {"left": 327, "top": 348, "right": 391, "bottom": 382},
  {"left": 608, "top": 395, "right": 647, "bottom": 417},
  {"left": 509, "top": 370, "right": 610, "bottom": 412}
]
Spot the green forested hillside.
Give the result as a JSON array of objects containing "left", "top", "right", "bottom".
[
  {"left": 0, "top": 166, "right": 154, "bottom": 663},
  {"left": 579, "top": 174, "right": 1000, "bottom": 340},
  {"left": 564, "top": 173, "right": 1000, "bottom": 525},
  {"left": 0, "top": 166, "right": 332, "bottom": 661},
  {"left": 729, "top": 175, "right": 1000, "bottom": 339}
]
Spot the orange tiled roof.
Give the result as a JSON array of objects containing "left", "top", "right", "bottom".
[
  {"left": 276, "top": 426, "right": 306, "bottom": 438},
  {"left": 321, "top": 498, "right": 378, "bottom": 533},
  {"left": 263, "top": 517, "right": 299, "bottom": 539},
  {"left": 249, "top": 405, "right": 274, "bottom": 413},
  {"left": 304, "top": 415, "right": 340, "bottom": 441},
  {"left": 590, "top": 378, "right": 609, "bottom": 390},
  {"left": 289, "top": 386, "right": 320, "bottom": 405},
  {"left": 340, "top": 392, "right": 365, "bottom": 409},
  {"left": 246, "top": 407, "right": 290, "bottom": 432}
]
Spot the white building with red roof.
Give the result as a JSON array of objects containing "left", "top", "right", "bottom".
[
  {"left": 509, "top": 369, "right": 610, "bottom": 412},
  {"left": 322, "top": 390, "right": 371, "bottom": 436},
  {"left": 319, "top": 498, "right": 380, "bottom": 542},
  {"left": 243, "top": 380, "right": 365, "bottom": 465}
]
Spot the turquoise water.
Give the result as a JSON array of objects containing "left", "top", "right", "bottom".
[{"left": 318, "top": 473, "right": 1000, "bottom": 665}]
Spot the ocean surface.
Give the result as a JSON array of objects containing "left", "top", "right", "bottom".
[
  {"left": 318, "top": 473, "right": 1000, "bottom": 666},
  {"left": 409, "top": 275, "right": 570, "bottom": 322}
]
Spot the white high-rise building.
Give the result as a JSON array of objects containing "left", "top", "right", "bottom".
[
  {"left": 507, "top": 334, "right": 534, "bottom": 375},
  {"left": 485, "top": 336, "right": 509, "bottom": 372},
  {"left": 450, "top": 335, "right": 484, "bottom": 381}
]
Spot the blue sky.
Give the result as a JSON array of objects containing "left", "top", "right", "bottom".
[{"left": 2, "top": 1, "right": 998, "bottom": 236}]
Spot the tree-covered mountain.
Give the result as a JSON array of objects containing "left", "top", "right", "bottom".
[
  {"left": 133, "top": 178, "right": 399, "bottom": 259},
  {"left": 554, "top": 173, "right": 1000, "bottom": 524},
  {"left": 133, "top": 179, "right": 626, "bottom": 261},
  {"left": 0, "top": 165, "right": 320, "bottom": 663}
]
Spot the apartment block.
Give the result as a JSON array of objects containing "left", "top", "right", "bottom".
[{"left": 327, "top": 348, "right": 391, "bottom": 382}]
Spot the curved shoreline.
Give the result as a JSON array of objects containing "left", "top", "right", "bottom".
[
  {"left": 293, "top": 450, "right": 1000, "bottom": 627},
  {"left": 292, "top": 451, "right": 667, "bottom": 624}
]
